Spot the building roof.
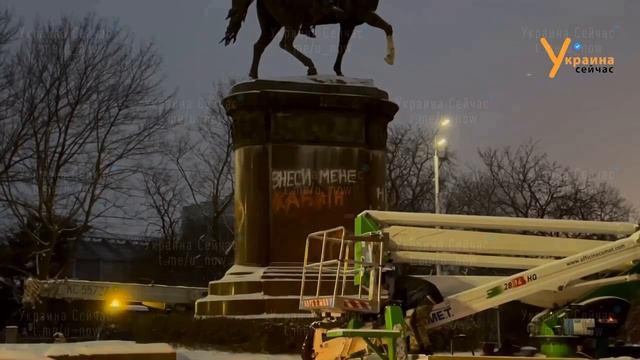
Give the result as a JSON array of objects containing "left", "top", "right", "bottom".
[{"left": 74, "top": 235, "right": 151, "bottom": 262}]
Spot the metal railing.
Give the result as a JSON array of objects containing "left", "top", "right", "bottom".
[{"left": 299, "top": 227, "right": 384, "bottom": 314}]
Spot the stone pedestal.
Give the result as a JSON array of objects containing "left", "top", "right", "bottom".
[{"left": 195, "top": 76, "right": 398, "bottom": 317}]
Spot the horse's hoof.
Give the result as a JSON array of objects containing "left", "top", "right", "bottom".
[
  {"left": 385, "top": 54, "right": 395, "bottom": 65},
  {"left": 307, "top": 68, "right": 318, "bottom": 76},
  {"left": 249, "top": 72, "right": 258, "bottom": 79},
  {"left": 335, "top": 70, "right": 344, "bottom": 77}
]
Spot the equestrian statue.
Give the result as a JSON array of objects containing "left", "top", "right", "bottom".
[{"left": 221, "top": 0, "right": 395, "bottom": 79}]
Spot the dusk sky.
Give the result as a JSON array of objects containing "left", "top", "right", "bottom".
[{"left": 8, "top": 0, "right": 640, "bottom": 212}]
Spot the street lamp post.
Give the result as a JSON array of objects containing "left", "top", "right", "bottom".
[
  {"left": 434, "top": 148, "right": 439, "bottom": 214},
  {"left": 433, "top": 119, "right": 450, "bottom": 215},
  {"left": 433, "top": 140, "right": 442, "bottom": 214},
  {"left": 433, "top": 118, "right": 450, "bottom": 276}
]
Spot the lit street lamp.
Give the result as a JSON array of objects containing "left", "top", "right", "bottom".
[{"left": 433, "top": 118, "right": 450, "bottom": 214}]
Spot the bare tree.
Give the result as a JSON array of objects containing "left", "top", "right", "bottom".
[
  {"left": 173, "top": 81, "right": 235, "bottom": 246},
  {"left": 0, "top": 7, "right": 20, "bottom": 47},
  {"left": 386, "top": 124, "right": 454, "bottom": 212},
  {"left": 0, "top": 8, "right": 24, "bottom": 179},
  {"left": 555, "top": 173, "right": 634, "bottom": 222},
  {"left": 0, "top": 15, "right": 173, "bottom": 279},
  {"left": 142, "top": 166, "right": 185, "bottom": 245},
  {"left": 443, "top": 169, "right": 501, "bottom": 216},
  {"left": 447, "top": 142, "right": 634, "bottom": 223},
  {"left": 466, "top": 142, "right": 569, "bottom": 218}
]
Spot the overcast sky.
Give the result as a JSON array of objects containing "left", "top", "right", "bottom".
[{"left": 7, "top": 0, "right": 640, "bottom": 213}]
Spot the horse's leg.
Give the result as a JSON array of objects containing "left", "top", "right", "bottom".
[
  {"left": 280, "top": 26, "right": 318, "bottom": 76},
  {"left": 333, "top": 22, "right": 355, "bottom": 76},
  {"left": 250, "top": 28, "right": 280, "bottom": 79},
  {"left": 249, "top": 1, "right": 282, "bottom": 79},
  {"left": 363, "top": 12, "right": 395, "bottom": 65}
]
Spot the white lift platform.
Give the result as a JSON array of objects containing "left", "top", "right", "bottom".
[
  {"left": 300, "top": 210, "right": 640, "bottom": 357},
  {"left": 355, "top": 211, "right": 640, "bottom": 329},
  {"left": 299, "top": 212, "right": 640, "bottom": 360}
]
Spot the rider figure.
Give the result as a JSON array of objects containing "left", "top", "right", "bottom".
[{"left": 301, "top": 0, "right": 344, "bottom": 38}]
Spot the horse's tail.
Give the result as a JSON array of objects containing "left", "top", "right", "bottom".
[{"left": 221, "top": 0, "right": 255, "bottom": 46}]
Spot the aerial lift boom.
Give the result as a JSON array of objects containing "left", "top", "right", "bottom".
[
  {"left": 300, "top": 211, "right": 640, "bottom": 360},
  {"left": 23, "top": 278, "right": 207, "bottom": 310}
]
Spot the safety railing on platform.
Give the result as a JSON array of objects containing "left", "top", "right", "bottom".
[{"left": 299, "top": 227, "right": 384, "bottom": 314}]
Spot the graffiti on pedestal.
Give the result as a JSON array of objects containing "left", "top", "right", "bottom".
[
  {"left": 272, "top": 168, "right": 358, "bottom": 189},
  {"left": 272, "top": 186, "right": 351, "bottom": 214},
  {"left": 272, "top": 168, "right": 360, "bottom": 214}
]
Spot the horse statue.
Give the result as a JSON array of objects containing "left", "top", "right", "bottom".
[{"left": 221, "top": 0, "right": 395, "bottom": 79}]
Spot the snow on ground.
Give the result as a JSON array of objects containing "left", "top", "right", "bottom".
[
  {"left": 176, "top": 350, "right": 640, "bottom": 360},
  {"left": 0, "top": 342, "right": 174, "bottom": 359},
  {"left": 177, "top": 349, "right": 298, "bottom": 360},
  {"left": 2, "top": 344, "right": 637, "bottom": 360}
]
